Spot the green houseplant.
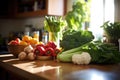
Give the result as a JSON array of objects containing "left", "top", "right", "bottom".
[
  {"left": 65, "top": 0, "right": 91, "bottom": 31},
  {"left": 101, "top": 21, "right": 120, "bottom": 47}
]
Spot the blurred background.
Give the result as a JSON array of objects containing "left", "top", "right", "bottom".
[{"left": 0, "top": 0, "right": 120, "bottom": 53}]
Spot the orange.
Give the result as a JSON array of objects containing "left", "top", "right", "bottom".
[
  {"left": 19, "top": 41, "right": 28, "bottom": 45},
  {"left": 29, "top": 38, "right": 39, "bottom": 45},
  {"left": 22, "top": 35, "right": 32, "bottom": 43}
]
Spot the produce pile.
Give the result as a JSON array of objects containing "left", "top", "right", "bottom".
[
  {"left": 57, "top": 41, "right": 120, "bottom": 64},
  {"left": 8, "top": 35, "right": 61, "bottom": 61},
  {"left": 8, "top": 35, "right": 39, "bottom": 45},
  {"left": 7, "top": 13, "right": 120, "bottom": 64},
  {"left": 8, "top": 33, "right": 120, "bottom": 64},
  {"left": 18, "top": 41, "right": 61, "bottom": 61},
  {"left": 56, "top": 0, "right": 120, "bottom": 65}
]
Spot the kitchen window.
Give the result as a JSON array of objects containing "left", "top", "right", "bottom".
[{"left": 89, "top": 0, "right": 114, "bottom": 40}]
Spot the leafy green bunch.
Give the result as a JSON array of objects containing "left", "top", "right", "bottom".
[
  {"left": 101, "top": 21, "right": 120, "bottom": 48},
  {"left": 60, "top": 30, "right": 94, "bottom": 50},
  {"left": 101, "top": 21, "right": 120, "bottom": 41},
  {"left": 65, "top": 0, "right": 91, "bottom": 31},
  {"left": 44, "top": 16, "right": 67, "bottom": 33},
  {"left": 44, "top": 16, "right": 67, "bottom": 40},
  {"left": 81, "top": 41, "right": 120, "bottom": 64}
]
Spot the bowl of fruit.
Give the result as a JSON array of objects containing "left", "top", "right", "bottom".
[
  {"left": 8, "top": 35, "right": 39, "bottom": 57},
  {"left": 8, "top": 38, "right": 28, "bottom": 57},
  {"left": 8, "top": 45, "right": 28, "bottom": 57}
]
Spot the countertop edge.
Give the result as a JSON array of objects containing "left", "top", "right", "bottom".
[{"left": 0, "top": 60, "right": 47, "bottom": 80}]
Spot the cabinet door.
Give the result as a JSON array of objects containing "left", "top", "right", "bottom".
[
  {"left": 15, "top": 0, "right": 47, "bottom": 18},
  {"left": 15, "top": 0, "right": 67, "bottom": 18},
  {"left": 0, "top": 0, "right": 16, "bottom": 18},
  {"left": 47, "top": 0, "right": 66, "bottom": 16},
  {"left": 0, "top": 0, "right": 10, "bottom": 18}
]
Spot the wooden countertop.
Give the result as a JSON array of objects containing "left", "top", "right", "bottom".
[{"left": 0, "top": 54, "right": 120, "bottom": 80}]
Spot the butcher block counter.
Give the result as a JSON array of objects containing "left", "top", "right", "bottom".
[{"left": 0, "top": 54, "right": 120, "bottom": 80}]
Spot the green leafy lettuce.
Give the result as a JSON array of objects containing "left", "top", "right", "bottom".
[{"left": 60, "top": 30, "right": 94, "bottom": 51}]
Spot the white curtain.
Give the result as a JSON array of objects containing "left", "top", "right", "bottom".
[{"left": 89, "top": 0, "right": 114, "bottom": 40}]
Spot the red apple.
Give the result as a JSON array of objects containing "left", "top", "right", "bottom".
[
  {"left": 8, "top": 40, "right": 19, "bottom": 45},
  {"left": 15, "top": 38, "right": 21, "bottom": 43}
]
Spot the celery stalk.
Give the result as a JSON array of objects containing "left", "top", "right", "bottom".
[{"left": 57, "top": 42, "right": 90, "bottom": 62}]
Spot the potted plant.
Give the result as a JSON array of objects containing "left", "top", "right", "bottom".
[{"left": 101, "top": 21, "right": 120, "bottom": 47}]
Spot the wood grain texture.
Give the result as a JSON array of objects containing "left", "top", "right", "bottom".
[{"left": 0, "top": 54, "right": 120, "bottom": 80}]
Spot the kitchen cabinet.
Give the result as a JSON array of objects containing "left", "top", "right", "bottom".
[
  {"left": 15, "top": 0, "right": 67, "bottom": 18},
  {"left": 0, "top": 0, "right": 16, "bottom": 18}
]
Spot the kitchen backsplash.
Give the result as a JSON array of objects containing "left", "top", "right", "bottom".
[{"left": 0, "top": 17, "right": 44, "bottom": 37}]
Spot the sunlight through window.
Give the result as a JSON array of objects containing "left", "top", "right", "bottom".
[
  {"left": 89, "top": 0, "right": 114, "bottom": 40},
  {"left": 105, "top": 0, "right": 114, "bottom": 22}
]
